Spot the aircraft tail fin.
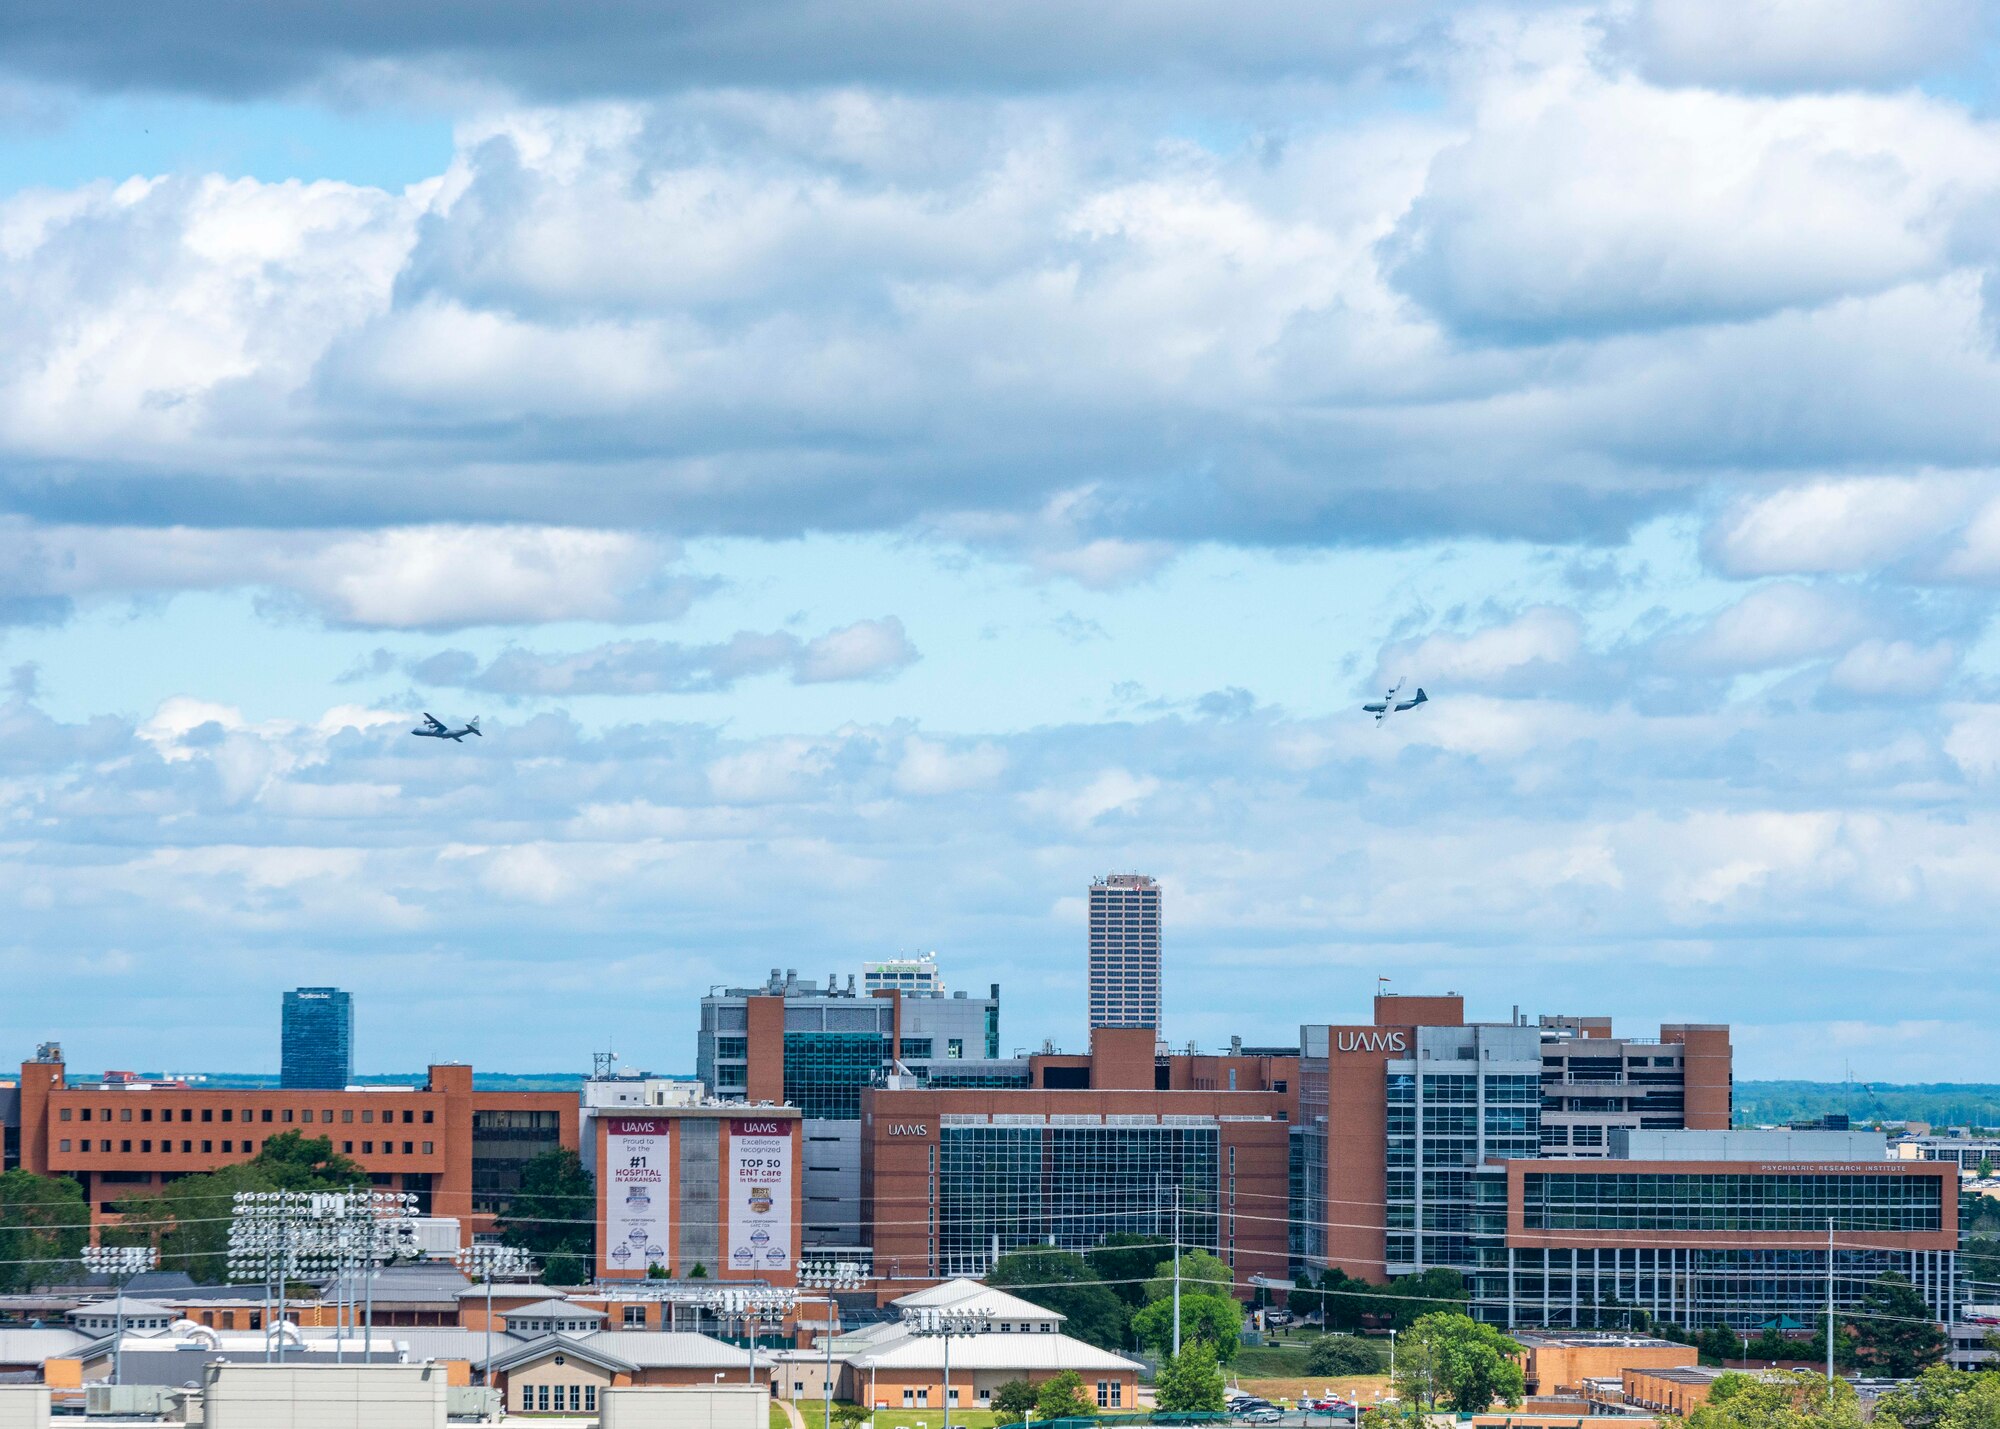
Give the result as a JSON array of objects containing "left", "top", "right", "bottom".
[
  {"left": 1412, "top": 688, "right": 1428, "bottom": 704},
  {"left": 468, "top": 717, "right": 482, "bottom": 736}
]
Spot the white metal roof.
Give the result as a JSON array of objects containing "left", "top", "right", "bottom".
[
  {"left": 0, "top": 1329, "right": 90, "bottom": 1362},
  {"left": 889, "top": 1280, "right": 1064, "bottom": 1323},
  {"left": 579, "top": 1331, "right": 753, "bottom": 1369},
  {"left": 851, "top": 1330, "right": 1140, "bottom": 1374}
]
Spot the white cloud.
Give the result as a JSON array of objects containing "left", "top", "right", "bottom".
[
  {"left": 1019, "top": 767, "right": 1159, "bottom": 828},
  {"left": 1375, "top": 606, "right": 1582, "bottom": 690},
  {"left": 0, "top": 520, "right": 696, "bottom": 629},
  {"left": 892, "top": 738, "right": 1007, "bottom": 796},
  {"left": 1611, "top": 0, "right": 1980, "bottom": 92},
  {"left": 1704, "top": 476, "right": 1974, "bottom": 577},
  {"left": 1677, "top": 583, "right": 1868, "bottom": 671},
  {"left": 1827, "top": 638, "right": 1956, "bottom": 696},
  {"left": 1387, "top": 34, "right": 2000, "bottom": 338},
  {"left": 793, "top": 617, "right": 920, "bottom": 683}
]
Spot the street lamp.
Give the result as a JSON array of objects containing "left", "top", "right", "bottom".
[
  {"left": 902, "top": 1305, "right": 994, "bottom": 1429},
  {"left": 226, "top": 1189, "right": 415, "bottom": 1364},
  {"left": 456, "top": 1244, "right": 537, "bottom": 1389},
  {"left": 79, "top": 1244, "right": 157, "bottom": 1386}
]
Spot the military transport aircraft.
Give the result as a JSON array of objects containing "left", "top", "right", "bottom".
[
  {"left": 1364, "top": 679, "right": 1428, "bottom": 723},
  {"left": 411, "top": 713, "right": 482, "bottom": 742}
]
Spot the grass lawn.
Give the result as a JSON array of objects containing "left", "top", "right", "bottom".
[
  {"left": 790, "top": 1402, "right": 1001, "bottom": 1429},
  {"left": 1230, "top": 1375, "right": 1393, "bottom": 1408},
  {"left": 1231, "top": 1345, "right": 1313, "bottom": 1378}
]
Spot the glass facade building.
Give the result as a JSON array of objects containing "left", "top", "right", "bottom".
[
  {"left": 279, "top": 987, "right": 352, "bottom": 1091},
  {"left": 1498, "top": 1155, "right": 1958, "bottom": 1331},
  {"left": 938, "top": 1121, "right": 1219, "bottom": 1276},
  {"left": 1088, "top": 874, "right": 1161, "bottom": 1031}
]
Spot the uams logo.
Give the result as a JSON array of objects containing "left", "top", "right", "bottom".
[
  {"left": 734, "top": 1121, "right": 786, "bottom": 1135},
  {"left": 887, "top": 1124, "right": 929, "bottom": 1137},
  {"left": 1336, "top": 1030, "right": 1408, "bottom": 1054}
]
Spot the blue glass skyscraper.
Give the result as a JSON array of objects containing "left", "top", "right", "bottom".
[{"left": 281, "top": 987, "right": 353, "bottom": 1089}]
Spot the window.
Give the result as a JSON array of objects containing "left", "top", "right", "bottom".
[
  {"left": 201, "top": 1140, "right": 212, "bottom": 1153},
  {"left": 59, "top": 1109, "right": 71, "bottom": 1122},
  {"left": 201, "top": 1108, "right": 213, "bottom": 1123},
  {"left": 344, "top": 1142, "right": 354, "bottom": 1153},
  {"left": 181, "top": 1109, "right": 193, "bottom": 1122},
  {"left": 363, "top": 1110, "right": 374, "bottom": 1124},
  {"left": 403, "top": 1110, "right": 415, "bottom": 1124},
  {"left": 120, "top": 1107, "right": 132, "bottom": 1122},
  {"left": 538, "top": 1385, "right": 550, "bottom": 1412},
  {"left": 141, "top": 1109, "right": 152, "bottom": 1123},
  {"left": 222, "top": 1140, "right": 233, "bottom": 1153},
  {"left": 261, "top": 1109, "right": 273, "bottom": 1123},
  {"left": 520, "top": 1387, "right": 532, "bottom": 1410},
  {"left": 363, "top": 1141, "right": 373, "bottom": 1154},
  {"left": 585, "top": 1387, "right": 597, "bottom": 1412},
  {"left": 283, "top": 1110, "right": 294, "bottom": 1124},
  {"left": 903, "top": 1391, "right": 916, "bottom": 1407},
  {"left": 141, "top": 1140, "right": 151, "bottom": 1152},
  {"left": 342, "top": 1109, "right": 354, "bottom": 1123},
  {"left": 423, "top": 1110, "right": 434, "bottom": 1124},
  {"left": 119, "top": 1139, "right": 130, "bottom": 1152},
  {"left": 422, "top": 1141, "right": 433, "bottom": 1155},
  {"left": 181, "top": 1140, "right": 192, "bottom": 1152},
  {"left": 624, "top": 1305, "right": 646, "bottom": 1328},
  {"left": 403, "top": 1141, "right": 414, "bottom": 1155},
  {"left": 58, "top": 1139, "right": 70, "bottom": 1153}
]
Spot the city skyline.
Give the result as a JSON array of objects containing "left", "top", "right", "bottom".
[{"left": 6, "top": 3, "right": 2000, "bottom": 1082}]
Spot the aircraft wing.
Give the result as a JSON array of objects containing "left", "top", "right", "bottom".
[
  {"left": 1394, "top": 688, "right": 1429, "bottom": 712},
  {"left": 421, "top": 713, "right": 447, "bottom": 733}
]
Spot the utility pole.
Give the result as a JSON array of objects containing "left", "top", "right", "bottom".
[
  {"left": 1172, "top": 1184, "right": 1182, "bottom": 1359},
  {"left": 1826, "top": 1219, "right": 1835, "bottom": 1390}
]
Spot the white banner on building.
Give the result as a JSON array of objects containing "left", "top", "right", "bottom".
[
  {"left": 605, "top": 1117, "right": 671, "bottom": 1275},
  {"left": 728, "top": 1118, "right": 793, "bottom": 1273}
]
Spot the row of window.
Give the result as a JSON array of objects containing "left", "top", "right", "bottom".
[
  {"left": 60, "top": 1138, "right": 435, "bottom": 1157},
  {"left": 520, "top": 1384, "right": 595, "bottom": 1413},
  {"left": 59, "top": 1104, "right": 431, "bottom": 1125},
  {"left": 1522, "top": 1173, "right": 1942, "bottom": 1232}
]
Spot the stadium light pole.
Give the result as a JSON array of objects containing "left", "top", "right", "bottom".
[
  {"left": 903, "top": 1304, "right": 994, "bottom": 1429},
  {"left": 80, "top": 1244, "right": 157, "bottom": 1386},
  {"left": 456, "top": 1244, "right": 537, "bottom": 1389}
]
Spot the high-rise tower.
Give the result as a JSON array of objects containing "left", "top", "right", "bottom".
[
  {"left": 1088, "top": 873, "right": 1161, "bottom": 1030},
  {"left": 280, "top": 987, "right": 353, "bottom": 1090}
]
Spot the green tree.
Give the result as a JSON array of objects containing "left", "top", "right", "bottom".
[
  {"left": 991, "top": 1380, "right": 1038, "bottom": 1425},
  {"left": 110, "top": 1133, "right": 376, "bottom": 1283},
  {"left": 1685, "top": 1370, "right": 1863, "bottom": 1429},
  {"left": 0, "top": 1170, "right": 88, "bottom": 1292},
  {"left": 1033, "top": 1370, "right": 1097, "bottom": 1422},
  {"left": 1873, "top": 1367, "right": 2000, "bottom": 1429},
  {"left": 1306, "top": 1335, "right": 1385, "bottom": 1377},
  {"left": 1699, "top": 1323, "right": 1746, "bottom": 1366},
  {"left": 1383, "top": 1268, "right": 1467, "bottom": 1328},
  {"left": 688, "top": 1262, "right": 709, "bottom": 1278},
  {"left": 1155, "top": 1341, "right": 1228, "bottom": 1414},
  {"left": 249, "top": 1132, "right": 367, "bottom": 1190},
  {"left": 1088, "top": 1233, "right": 1163, "bottom": 1308},
  {"left": 988, "top": 1248, "right": 1128, "bottom": 1350},
  {"left": 1392, "top": 1312, "right": 1523, "bottom": 1414},
  {"left": 1144, "top": 1251, "right": 1233, "bottom": 1303},
  {"left": 646, "top": 1262, "right": 672, "bottom": 1279},
  {"left": 499, "top": 1148, "right": 595, "bottom": 1269},
  {"left": 832, "top": 1405, "right": 871, "bottom": 1429},
  {"left": 1131, "top": 1293, "right": 1243, "bottom": 1364},
  {"left": 1313, "top": 1268, "right": 1367, "bottom": 1332},
  {"left": 1843, "top": 1272, "right": 1947, "bottom": 1378}
]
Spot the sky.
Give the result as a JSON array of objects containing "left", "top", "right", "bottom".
[{"left": 4, "top": 0, "right": 2000, "bottom": 1083}]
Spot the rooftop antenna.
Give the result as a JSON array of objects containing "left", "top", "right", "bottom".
[{"left": 593, "top": 1049, "right": 618, "bottom": 1081}]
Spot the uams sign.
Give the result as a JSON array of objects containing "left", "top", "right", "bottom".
[
  {"left": 1336, "top": 1030, "right": 1408, "bottom": 1054},
  {"left": 887, "top": 1124, "right": 929, "bottom": 1137}
]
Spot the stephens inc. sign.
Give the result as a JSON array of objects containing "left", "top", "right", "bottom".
[{"left": 1335, "top": 1030, "right": 1408, "bottom": 1053}]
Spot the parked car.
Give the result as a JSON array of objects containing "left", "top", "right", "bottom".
[{"left": 1239, "top": 1409, "right": 1284, "bottom": 1424}]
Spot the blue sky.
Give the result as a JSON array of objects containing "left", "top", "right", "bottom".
[{"left": 4, "top": 0, "right": 2000, "bottom": 1082}]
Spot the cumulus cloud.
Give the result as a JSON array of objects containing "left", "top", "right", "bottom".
[
  {"left": 1384, "top": 48, "right": 2000, "bottom": 341},
  {"left": 1609, "top": 0, "right": 1983, "bottom": 92},
  {"left": 405, "top": 616, "right": 918, "bottom": 695},
  {"left": 1373, "top": 606, "right": 1582, "bottom": 692},
  {"left": 0, "top": 521, "right": 704, "bottom": 629},
  {"left": 1703, "top": 476, "right": 1976, "bottom": 577},
  {"left": 1826, "top": 638, "right": 1957, "bottom": 696},
  {"left": 1673, "top": 583, "right": 1871, "bottom": 672}
]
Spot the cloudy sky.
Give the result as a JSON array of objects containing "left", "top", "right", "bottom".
[{"left": 3, "top": 0, "right": 1999, "bottom": 1082}]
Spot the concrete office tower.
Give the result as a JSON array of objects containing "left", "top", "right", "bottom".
[
  {"left": 280, "top": 987, "right": 353, "bottom": 1090},
  {"left": 1088, "top": 874, "right": 1161, "bottom": 1031}
]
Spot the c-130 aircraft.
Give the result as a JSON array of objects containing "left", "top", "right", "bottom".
[{"left": 411, "top": 713, "right": 482, "bottom": 742}]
